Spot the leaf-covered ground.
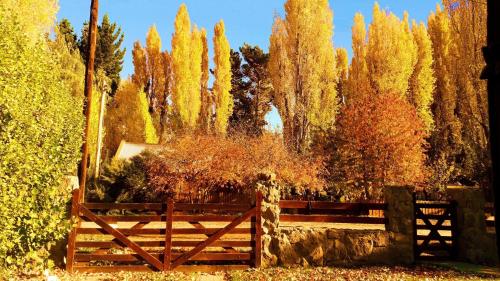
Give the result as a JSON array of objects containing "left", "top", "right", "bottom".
[{"left": 21, "top": 264, "right": 499, "bottom": 281}]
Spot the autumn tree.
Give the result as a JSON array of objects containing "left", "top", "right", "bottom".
[
  {"left": 269, "top": 0, "right": 338, "bottom": 152},
  {"left": 198, "top": 28, "right": 212, "bottom": 133},
  {"left": 366, "top": 4, "right": 417, "bottom": 98},
  {"left": 132, "top": 41, "right": 148, "bottom": 90},
  {"left": 105, "top": 80, "right": 156, "bottom": 154},
  {"left": 145, "top": 25, "right": 166, "bottom": 110},
  {"left": 409, "top": 21, "right": 435, "bottom": 132},
  {"left": 346, "top": 13, "right": 371, "bottom": 104},
  {"left": 427, "top": 4, "right": 462, "bottom": 174},
  {"left": 171, "top": 4, "right": 203, "bottom": 131},
  {"left": 443, "top": 0, "right": 489, "bottom": 183},
  {"left": 188, "top": 26, "right": 203, "bottom": 128},
  {"left": 229, "top": 44, "right": 272, "bottom": 136},
  {"left": 213, "top": 20, "right": 233, "bottom": 135},
  {"left": 336, "top": 48, "right": 349, "bottom": 103},
  {"left": 328, "top": 93, "right": 428, "bottom": 200},
  {"left": 79, "top": 14, "right": 125, "bottom": 95}
]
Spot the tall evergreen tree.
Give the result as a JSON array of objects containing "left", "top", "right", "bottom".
[
  {"left": 79, "top": 14, "right": 125, "bottom": 96},
  {"left": 57, "top": 18, "right": 78, "bottom": 51},
  {"left": 229, "top": 44, "right": 272, "bottom": 136}
]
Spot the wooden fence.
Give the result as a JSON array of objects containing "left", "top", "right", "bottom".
[
  {"left": 413, "top": 199, "right": 457, "bottom": 260},
  {"left": 279, "top": 200, "right": 387, "bottom": 224},
  {"left": 66, "top": 189, "right": 262, "bottom": 273}
]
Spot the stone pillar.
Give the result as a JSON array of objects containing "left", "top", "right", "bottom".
[
  {"left": 447, "top": 186, "right": 498, "bottom": 265},
  {"left": 255, "top": 172, "right": 280, "bottom": 267},
  {"left": 383, "top": 186, "right": 414, "bottom": 264}
]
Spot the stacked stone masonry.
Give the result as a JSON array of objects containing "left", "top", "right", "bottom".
[
  {"left": 256, "top": 173, "right": 416, "bottom": 267},
  {"left": 256, "top": 173, "right": 498, "bottom": 267}
]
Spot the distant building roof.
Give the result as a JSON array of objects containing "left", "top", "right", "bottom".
[{"left": 113, "top": 140, "right": 163, "bottom": 161}]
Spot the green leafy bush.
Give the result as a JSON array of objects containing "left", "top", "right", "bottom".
[{"left": 0, "top": 6, "right": 83, "bottom": 273}]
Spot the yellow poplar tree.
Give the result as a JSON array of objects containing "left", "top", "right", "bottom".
[
  {"left": 171, "top": 4, "right": 193, "bottom": 130},
  {"left": 269, "top": 0, "right": 338, "bottom": 152},
  {"left": 213, "top": 20, "right": 233, "bottom": 135},
  {"left": 132, "top": 41, "right": 148, "bottom": 88},
  {"left": 146, "top": 25, "right": 165, "bottom": 103},
  {"left": 188, "top": 26, "right": 203, "bottom": 128},
  {"left": 336, "top": 48, "right": 349, "bottom": 102},
  {"left": 428, "top": 4, "right": 462, "bottom": 161},
  {"left": 409, "top": 21, "right": 435, "bottom": 132},
  {"left": 139, "top": 90, "right": 159, "bottom": 143},
  {"left": 269, "top": 17, "right": 295, "bottom": 146},
  {"left": 199, "top": 28, "right": 212, "bottom": 133},
  {"left": 443, "top": 0, "right": 488, "bottom": 179},
  {"left": 366, "top": 3, "right": 417, "bottom": 97},
  {"left": 346, "top": 12, "right": 371, "bottom": 104}
]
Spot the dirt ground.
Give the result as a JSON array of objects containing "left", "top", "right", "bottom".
[{"left": 22, "top": 263, "right": 500, "bottom": 281}]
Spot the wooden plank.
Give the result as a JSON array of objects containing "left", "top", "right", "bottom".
[
  {"left": 75, "top": 240, "right": 253, "bottom": 248},
  {"left": 75, "top": 252, "right": 252, "bottom": 262},
  {"left": 279, "top": 215, "right": 386, "bottom": 224},
  {"left": 416, "top": 235, "right": 453, "bottom": 241},
  {"left": 416, "top": 225, "right": 453, "bottom": 230},
  {"left": 415, "top": 214, "right": 452, "bottom": 220},
  {"left": 172, "top": 215, "right": 241, "bottom": 222},
  {"left": 76, "top": 227, "right": 254, "bottom": 235},
  {"left": 65, "top": 189, "right": 80, "bottom": 273},
  {"left": 73, "top": 265, "right": 155, "bottom": 273},
  {"left": 82, "top": 203, "right": 163, "bottom": 210},
  {"left": 79, "top": 205, "right": 164, "bottom": 271},
  {"left": 174, "top": 203, "right": 252, "bottom": 212},
  {"left": 94, "top": 215, "right": 165, "bottom": 222},
  {"left": 164, "top": 198, "right": 173, "bottom": 270},
  {"left": 279, "top": 200, "right": 386, "bottom": 210},
  {"left": 254, "top": 191, "right": 262, "bottom": 268},
  {"left": 170, "top": 207, "right": 256, "bottom": 269},
  {"left": 415, "top": 203, "right": 452, "bottom": 208}
]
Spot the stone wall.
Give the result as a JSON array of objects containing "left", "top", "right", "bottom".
[
  {"left": 447, "top": 187, "right": 498, "bottom": 265},
  {"left": 256, "top": 173, "right": 415, "bottom": 267}
]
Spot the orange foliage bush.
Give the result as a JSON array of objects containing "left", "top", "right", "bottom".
[
  {"left": 323, "top": 92, "right": 428, "bottom": 200},
  {"left": 142, "top": 133, "right": 325, "bottom": 199}
]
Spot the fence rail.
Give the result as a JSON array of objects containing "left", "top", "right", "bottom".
[
  {"left": 279, "top": 200, "right": 387, "bottom": 224},
  {"left": 66, "top": 189, "right": 262, "bottom": 273}
]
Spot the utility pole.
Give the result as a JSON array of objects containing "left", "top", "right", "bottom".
[
  {"left": 484, "top": 0, "right": 500, "bottom": 260},
  {"left": 79, "top": 0, "right": 99, "bottom": 203}
]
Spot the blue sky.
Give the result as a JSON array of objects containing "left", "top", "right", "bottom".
[{"left": 57, "top": 0, "right": 440, "bottom": 129}]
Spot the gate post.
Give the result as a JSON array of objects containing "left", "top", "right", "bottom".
[
  {"left": 255, "top": 191, "right": 263, "bottom": 267},
  {"left": 447, "top": 186, "right": 498, "bottom": 265},
  {"left": 164, "top": 198, "right": 174, "bottom": 271},
  {"left": 383, "top": 186, "right": 415, "bottom": 264},
  {"left": 66, "top": 188, "right": 80, "bottom": 273},
  {"left": 255, "top": 172, "right": 280, "bottom": 267}
]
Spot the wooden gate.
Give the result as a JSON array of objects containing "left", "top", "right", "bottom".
[
  {"left": 413, "top": 196, "right": 457, "bottom": 260},
  {"left": 66, "top": 189, "right": 262, "bottom": 272}
]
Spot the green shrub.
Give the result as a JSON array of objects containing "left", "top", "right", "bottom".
[{"left": 0, "top": 6, "right": 83, "bottom": 273}]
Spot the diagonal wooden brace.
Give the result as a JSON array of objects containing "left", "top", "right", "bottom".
[
  {"left": 170, "top": 207, "right": 256, "bottom": 269},
  {"left": 79, "top": 205, "right": 164, "bottom": 271}
]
